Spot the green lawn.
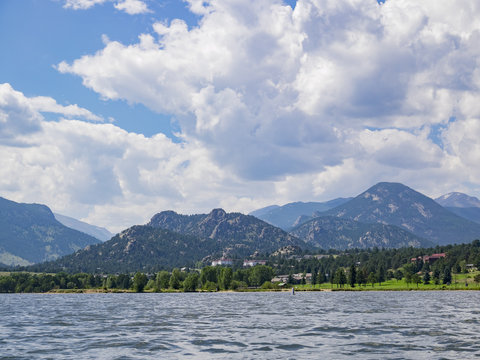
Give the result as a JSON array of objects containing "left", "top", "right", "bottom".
[{"left": 293, "top": 272, "right": 480, "bottom": 291}]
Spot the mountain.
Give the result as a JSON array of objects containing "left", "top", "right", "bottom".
[
  {"left": 290, "top": 216, "right": 432, "bottom": 250},
  {"left": 249, "top": 198, "right": 353, "bottom": 230},
  {"left": 434, "top": 192, "right": 480, "bottom": 224},
  {"left": 435, "top": 192, "right": 480, "bottom": 208},
  {"left": 320, "top": 182, "right": 480, "bottom": 246},
  {"left": 31, "top": 209, "right": 307, "bottom": 273},
  {"left": 148, "top": 208, "right": 306, "bottom": 257},
  {"left": 54, "top": 213, "right": 114, "bottom": 242},
  {"left": 442, "top": 207, "right": 480, "bottom": 225},
  {"left": 249, "top": 205, "right": 280, "bottom": 218},
  {"left": 0, "top": 197, "right": 101, "bottom": 266},
  {"left": 30, "top": 226, "right": 219, "bottom": 273}
]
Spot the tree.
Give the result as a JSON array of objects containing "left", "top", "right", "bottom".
[
  {"left": 432, "top": 268, "right": 441, "bottom": 285},
  {"left": 333, "top": 268, "right": 347, "bottom": 288},
  {"left": 367, "top": 272, "right": 377, "bottom": 288},
  {"left": 394, "top": 269, "right": 403, "bottom": 281},
  {"left": 169, "top": 268, "right": 181, "bottom": 289},
  {"left": 348, "top": 264, "right": 356, "bottom": 288},
  {"left": 316, "top": 271, "right": 326, "bottom": 284},
  {"left": 376, "top": 264, "right": 386, "bottom": 285},
  {"left": 156, "top": 271, "right": 170, "bottom": 290},
  {"left": 442, "top": 267, "right": 452, "bottom": 285},
  {"left": 357, "top": 267, "right": 368, "bottom": 287},
  {"left": 474, "top": 273, "right": 480, "bottom": 287},
  {"left": 218, "top": 267, "right": 233, "bottom": 290},
  {"left": 412, "top": 273, "right": 421, "bottom": 288},
  {"left": 133, "top": 272, "right": 147, "bottom": 292},
  {"left": 248, "top": 265, "right": 274, "bottom": 287},
  {"left": 106, "top": 275, "right": 117, "bottom": 289},
  {"left": 423, "top": 271, "right": 430, "bottom": 285},
  {"left": 183, "top": 273, "right": 199, "bottom": 292},
  {"left": 200, "top": 266, "right": 218, "bottom": 287},
  {"left": 288, "top": 273, "right": 294, "bottom": 285}
]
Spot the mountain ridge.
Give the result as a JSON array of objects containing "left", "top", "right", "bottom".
[
  {"left": 249, "top": 198, "right": 353, "bottom": 230},
  {"left": 320, "top": 182, "right": 480, "bottom": 245},
  {"left": 290, "top": 215, "right": 432, "bottom": 249},
  {"left": 54, "top": 213, "right": 114, "bottom": 242},
  {"left": 0, "top": 197, "right": 101, "bottom": 266}
]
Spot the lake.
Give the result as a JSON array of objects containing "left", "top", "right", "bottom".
[{"left": 1, "top": 291, "right": 480, "bottom": 359}]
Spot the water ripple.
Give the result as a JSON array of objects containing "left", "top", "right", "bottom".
[{"left": 1, "top": 291, "right": 480, "bottom": 359}]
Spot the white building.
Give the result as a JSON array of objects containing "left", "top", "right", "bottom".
[
  {"left": 211, "top": 259, "right": 233, "bottom": 266},
  {"left": 243, "top": 260, "right": 267, "bottom": 267}
]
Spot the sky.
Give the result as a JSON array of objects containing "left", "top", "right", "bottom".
[{"left": 1, "top": 0, "right": 480, "bottom": 232}]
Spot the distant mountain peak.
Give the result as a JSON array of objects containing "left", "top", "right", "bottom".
[
  {"left": 148, "top": 208, "right": 306, "bottom": 258},
  {"left": 435, "top": 192, "right": 480, "bottom": 208},
  {"left": 207, "top": 208, "right": 227, "bottom": 219},
  {"left": 248, "top": 197, "right": 353, "bottom": 230},
  {"left": 322, "top": 182, "right": 480, "bottom": 245},
  {"left": 54, "top": 213, "right": 113, "bottom": 242}
]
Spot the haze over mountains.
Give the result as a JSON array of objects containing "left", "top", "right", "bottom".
[
  {"left": 249, "top": 198, "right": 352, "bottom": 230},
  {"left": 54, "top": 213, "right": 114, "bottom": 242},
  {"left": 435, "top": 192, "right": 480, "bottom": 225},
  {"left": 4, "top": 182, "right": 480, "bottom": 272},
  {"left": 31, "top": 209, "right": 306, "bottom": 273},
  {"left": 0, "top": 197, "right": 101, "bottom": 266}
]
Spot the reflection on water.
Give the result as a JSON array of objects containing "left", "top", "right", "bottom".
[{"left": 1, "top": 291, "right": 480, "bottom": 359}]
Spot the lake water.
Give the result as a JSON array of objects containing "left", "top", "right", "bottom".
[{"left": 1, "top": 291, "right": 480, "bottom": 359}]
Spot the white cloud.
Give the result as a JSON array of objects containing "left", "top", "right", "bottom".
[
  {"left": 29, "top": 96, "right": 103, "bottom": 121},
  {"left": 0, "top": 83, "right": 42, "bottom": 141},
  {"left": 63, "top": 0, "right": 108, "bottom": 10},
  {"left": 4, "top": 1, "right": 480, "bottom": 230},
  {"left": 63, "top": 0, "right": 150, "bottom": 14},
  {"left": 56, "top": 0, "right": 480, "bottom": 183},
  {"left": 114, "top": 0, "right": 151, "bottom": 15}
]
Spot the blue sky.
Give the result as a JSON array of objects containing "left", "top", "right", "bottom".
[
  {"left": 0, "top": 0, "right": 198, "bottom": 137},
  {"left": 1, "top": 0, "right": 480, "bottom": 231}
]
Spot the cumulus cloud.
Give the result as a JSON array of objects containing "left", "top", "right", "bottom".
[
  {"left": 63, "top": 0, "right": 150, "bottom": 14},
  {"left": 0, "top": 84, "right": 280, "bottom": 231},
  {"left": 114, "top": 0, "right": 151, "bottom": 15},
  {"left": 29, "top": 96, "right": 103, "bottom": 121},
  {"left": 4, "top": 1, "right": 480, "bottom": 229},
  {"left": 0, "top": 83, "right": 42, "bottom": 141},
  {"left": 0, "top": 83, "right": 103, "bottom": 131},
  {"left": 63, "top": 0, "right": 108, "bottom": 10},
  {"left": 57, "top": 0, "right": 480, "bottom": 183}
]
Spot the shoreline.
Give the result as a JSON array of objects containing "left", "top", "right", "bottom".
[{"left": 1, "top": 287, "right": 478, "bottom": 294}]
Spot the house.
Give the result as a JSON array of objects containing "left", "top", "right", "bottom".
[
  {"left": 243, "top": 260, "right": 267, "bottom": 267},
  {"left": 411, "top": 253, "right": 446, "bottom": 264},
  {"left": 271, "top": 275, "right": 289, "bottom": 283},
  {"left": 211, "top": 259, "right": 233, "bottom": 266},
  {"left": 423, "top": 253, "right": 446, "bottom": 264}
]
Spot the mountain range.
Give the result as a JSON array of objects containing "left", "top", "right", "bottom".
[
  {"left": 30, "top": 209, "right": 306, "bottom": 273},
  {"left": 6, "top": 182, "right": 480, "bottom": 272},
  {"left": 290, "top": 215, "right": 432, "bottom": 249},
  {"left": 434, "top": 192, "right": 480, "bottom": 225},
  {"left": 318, "top": 182, "right": 480, "bottom": 245},
  {"left": 249, "top": 198, "right": 352, "bottom": 230},
  {"left": 0, "top": 197, "right": 101, "bottom": 266},
  {"left": 147, "top": 208, "right": 305, "bottom": 257},
  {"left": 54, "top": 213, "right": 114, "bottom": 242}
]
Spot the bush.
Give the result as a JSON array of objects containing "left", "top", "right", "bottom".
[{"left": 202, "top": 281, "right": 217, "bottom": 291}]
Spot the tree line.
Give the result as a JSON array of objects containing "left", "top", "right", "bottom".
[
  {"left": 269, "top": 240, "right": 480, "bottom": 288},
  {"left": 2, "top": 240, "right": 480, "bottom": 293},
  {"left": 0, "top": 265, "right": 275, "bottom": 293}
]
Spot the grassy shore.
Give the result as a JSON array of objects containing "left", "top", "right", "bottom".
[{"left": 293, "top": 272, "right": 480, "bottom": 291}]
